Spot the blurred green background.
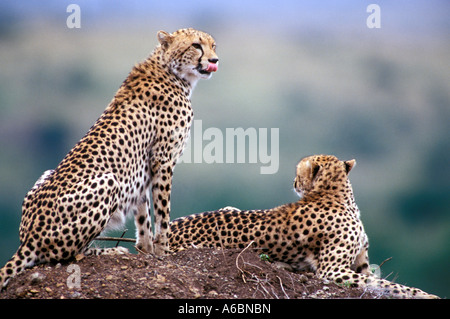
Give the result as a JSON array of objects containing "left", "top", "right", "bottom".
[{"left": 0, "top": 1, "right": 448, "bottom": 297}]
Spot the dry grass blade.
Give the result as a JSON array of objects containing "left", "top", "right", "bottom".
[
  {"left": 277, "top": 276, "right": 290, "bottom": 299},
  {"left": 235, "top": 241, "right": 255, "bottom": 283}
]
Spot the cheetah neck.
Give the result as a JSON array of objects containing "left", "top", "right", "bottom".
[
  {"left": 307, "top": 182, "right": 360, "bottom": 216},
  {"left": 149, "top": 47, "right": 195, "bottom": 97}
]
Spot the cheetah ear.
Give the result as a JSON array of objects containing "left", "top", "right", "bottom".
[
  {"left": 295, "top": 158, "right": 322, "bottom": 195},
  {"left": 157, "top": 30, "right": 174, "bottom": 50},
  {"left": 300, "top": 160, "right": 321, "bottom": 182},
  {"left": 310, "top": 161, "right": 321, "bottom": 181},
  {"left": 344, "top": 159, "right": 356, "bottom": 174}
]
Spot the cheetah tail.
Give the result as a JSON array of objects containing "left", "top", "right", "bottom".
[{"left": 0, "top": 244, "right": 36, "bottom": 290}]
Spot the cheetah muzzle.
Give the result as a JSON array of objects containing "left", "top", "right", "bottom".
[{"left": 0, "top": 28, "right": 218, "bottom": 289}]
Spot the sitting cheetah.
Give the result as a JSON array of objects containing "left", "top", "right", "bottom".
[
  {"left": 169, "top": 155, "right": 439, "bottom": 299},
  {"left": 0, "top": 28, "right": 218, "bottom": 288}
]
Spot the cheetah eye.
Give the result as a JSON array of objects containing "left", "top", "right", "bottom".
[
  {"left": 212, "top": 43, "right": 216, "bottom": 50},
  {"left": 192, "top": 43, "right": 202, "bottom": 50}
]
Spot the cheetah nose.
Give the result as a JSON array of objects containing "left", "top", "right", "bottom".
[{"left": 208, "top": 58, "right": 219, "bottom": 64}]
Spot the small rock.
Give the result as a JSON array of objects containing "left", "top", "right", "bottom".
[
  {"left": 70, "top": 291, "right": 82, "bottom": 298},
  {"left": 297, "top": 274, "right": 308, "bottom": 283},
  {"left": 156, "top": 274, "right": 166, "bottom": 283},
  {"left": 30, "top": 272, "right": 45, "bottom": 285},
  {"left": 272, "top": 261, "right": 294, "bottom": 272},
  {"left": 14, "top": 286, "right": 28, "bottom": 298}
]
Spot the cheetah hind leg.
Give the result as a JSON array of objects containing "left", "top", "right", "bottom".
[
  {"left": 85, "top": 186, "right": 154, "bottom": 255},
  {"left": 65, "top": 173, "right": 130, "bottom": 258}
]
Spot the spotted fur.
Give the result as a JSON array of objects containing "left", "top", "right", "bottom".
[
  {"left": 169, "top": 155, "right": 439, "bottom": 299},
  {"left": 0, "top": 28, "right": 218, "bottom": 288}
]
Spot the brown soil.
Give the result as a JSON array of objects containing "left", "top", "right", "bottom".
[{"left": 1, "top": 247, "right": 388, "bottom": 300}]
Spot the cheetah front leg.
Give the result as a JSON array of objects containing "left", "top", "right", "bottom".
[
  {"left": 351, "top": 240, "right": 371, "bottom": 275},
  {"left": 317, "top": 245, "right": 439, "bottom": 299},
  {"left": 151, "top": 162, "right": 173, "bottom": 256},
  {"left": 134, "top": 191, "right": 154, "bottom": 254},
  {"left": 320, "top": 265, "right": 439, "bottom": 299}
]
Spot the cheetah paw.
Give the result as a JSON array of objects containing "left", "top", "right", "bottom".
[
  {"left": 153, "top": 238, "right": 170, "bottom": 256},
  {"left": 136, "top": 241, "right": 154, "bottom": 255}
]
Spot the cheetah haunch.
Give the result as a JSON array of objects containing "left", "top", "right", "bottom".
[
  {"left": 0, "top": 28, "right": 218, "bottom": 288},
  {"left": 169, "top": 155, "right": 439, "bottom": 299}
]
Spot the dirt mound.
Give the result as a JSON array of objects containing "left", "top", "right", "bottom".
[{"left": 1, "top": 247, "right": 387, "bottom": 299}]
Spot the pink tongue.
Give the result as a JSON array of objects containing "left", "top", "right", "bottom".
[{"left": 206, "top": 63, "right": 218, "bottom": 72}]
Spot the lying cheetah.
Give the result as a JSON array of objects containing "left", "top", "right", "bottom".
[
  {"left": 0, "top": 28, "right": 218, "bottom": 288},
  {"left": 169, "top": 155, "right": 439, "bottom": 299}
]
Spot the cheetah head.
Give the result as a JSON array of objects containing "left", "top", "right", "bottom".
[
  {"left": 157, "top": 28, "right": 219, "bottom": 86},
  {"left": 294, "top": 155, "right": 356, "bottom": 197}
]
